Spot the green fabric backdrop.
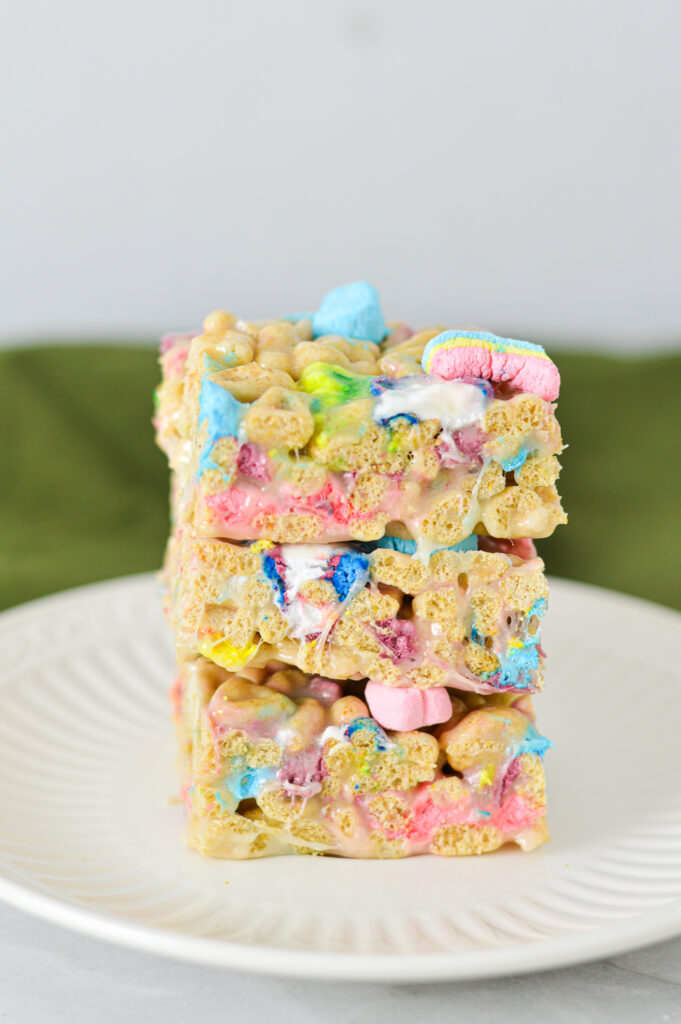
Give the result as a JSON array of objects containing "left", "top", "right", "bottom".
[{"left": 1, "top": 345, "right": 679, "bottom": 611}]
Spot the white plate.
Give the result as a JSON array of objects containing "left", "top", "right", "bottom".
[{"left": 0, "top": 574, "right": 679, "bottom": 982}]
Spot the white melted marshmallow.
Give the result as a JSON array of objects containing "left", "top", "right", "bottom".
[
  {"left": 217, "top": 573, "right": 250, "bottom": 603},
  {"left": 372, "top": 376, "right": 487, "bottom": 432},
  {"left": 277, "top": 544, "right": 348, "bottom": 640}
]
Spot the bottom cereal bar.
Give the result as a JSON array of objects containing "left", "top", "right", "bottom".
[{"left": 173, "top": 660, "right": 551, "bottom": 859}]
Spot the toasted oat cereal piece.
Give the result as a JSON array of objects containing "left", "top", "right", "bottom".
[
  {"left": 242, "top": 387, "right": 315, "bottom": 449},
  {"left": 481, "top": 483, "right": 567, "bottom": 538}
]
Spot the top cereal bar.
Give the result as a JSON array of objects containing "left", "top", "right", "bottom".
[{"left": 155, "top": 283, "right": 566, "bottom": 547}]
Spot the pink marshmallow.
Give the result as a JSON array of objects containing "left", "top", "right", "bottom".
[
  {"left": 303, "top": 676, "right": 343, "bottom": 706},
  {"left": 478, "top": 536, "right": 538, "bottom": 560},
  {"left": 160, "top": 330, "right": 199, "bottom": 355},
  {"left": 365, "top": 681, "right": 452, "bottom": 731}
]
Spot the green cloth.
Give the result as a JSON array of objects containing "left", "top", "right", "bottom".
[{"left": 1, "top": 346, "right": 680, "bottom": 611}]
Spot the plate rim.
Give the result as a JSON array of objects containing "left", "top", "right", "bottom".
[
  {"left": 0, "top": 863, "right": 680, "bottom": 982},
  {"left": 0, "top": 572, "right": 680, "bottom": 982}
]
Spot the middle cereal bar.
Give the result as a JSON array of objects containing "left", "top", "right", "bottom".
[{"left": 166, "top": 532, "right": 549, "bottom": 726}]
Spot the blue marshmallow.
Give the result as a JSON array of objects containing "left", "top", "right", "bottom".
[
  {"left": 197, "top": 378, "right": 246, "bottom": 476},
  {"left": 313, "top": 282, "right": 387, "bottom": 344}
]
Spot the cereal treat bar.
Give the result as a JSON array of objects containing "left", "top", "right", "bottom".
[
  {"left": 165, "top": 532, "right": 549, "bottom": 729},
  {"left": 154, "top": 284, "right": 566, "bottom": 547},
  {"left": 173, "top": 660, "right": 550, "bottom": 859},
  {"left": 157, "top": 283, "right": 564, "bottom": 858}
]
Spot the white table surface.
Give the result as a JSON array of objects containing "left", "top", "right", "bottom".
[{"left": 3, "top": 903, "right": 680, "bottom": 1023}]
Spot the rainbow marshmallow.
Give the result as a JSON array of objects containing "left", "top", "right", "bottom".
[{"left": 422, "top": 330, "right": 560, "bottom": 402}]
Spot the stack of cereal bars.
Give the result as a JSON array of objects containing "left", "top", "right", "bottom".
[{"left": 154, "top": 283, "right": 566, "bottom": 859}]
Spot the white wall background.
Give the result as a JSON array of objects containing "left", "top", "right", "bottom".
[{"left": 1, "top": 0, "right": 680, "bottom": 350}]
